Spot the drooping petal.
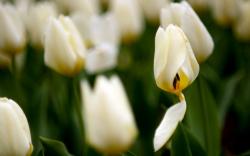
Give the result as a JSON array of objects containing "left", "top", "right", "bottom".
[{"left": 153, "top": 99, "right": 187, "bottom": 151}]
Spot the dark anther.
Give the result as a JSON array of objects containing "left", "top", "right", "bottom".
[{"left": 173, "top": 73, "right": 180, "bottom": 89}]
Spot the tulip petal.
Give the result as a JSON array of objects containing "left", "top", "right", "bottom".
[{"left": 153, "top": 99, "right": 187, "bottom": 151}]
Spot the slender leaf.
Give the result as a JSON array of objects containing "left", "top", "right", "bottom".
[
  {"left": 40, "top": 137, "right": 73, "bottom": 156},
  {"left": 184, "top": 76, "right": 220, "bottom": 156},
  {"left": 171, "top": 123, "right": 207, "bottom": 156}
]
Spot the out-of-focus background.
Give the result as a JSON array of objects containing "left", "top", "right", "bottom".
[{"left": 0, "top": 0, "right": 250, "bottom": 156}]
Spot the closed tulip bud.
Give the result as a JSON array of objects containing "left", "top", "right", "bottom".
[
  {"left": 233, "top": 1, "right": 250, "bottom": 41},
  {"left": 0, "top": 3, "right": 26, "bottom": 54},
  {"left": 111, "top": 0, "right": 144, "bottom": 43},
  {"left": 44, "top": 15, "right": 86, "bottom": 76},
  {"left": 27, "top": 2, "right": 57, "bottom": 48},
  {"left": 0, "top": 98, "right": 33, "bottom": 156},
  {"left": 209, "top": 0, "right": 240, "bottom": 26},
  {"left": 161, "top": 1, "right": 214, "bottom": 62},
  {"left": 86, "top": 43, "right": 118, "bottom": 74},
  {"left": 137, "top": 0, "right": 169, "bottom": 23},
  {"left": 154, "top": 94, "right": 186, "bottom": 151},
  {"left": 81, "top": 75, "right": 138, "bottom": 154},
  {"left": 154, "top": 25, "right": 199, "bottom": 94}
]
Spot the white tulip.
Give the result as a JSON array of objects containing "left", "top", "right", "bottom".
[
  {"left": 70, "top": 11, "right": 93, "bottom": 47},
  {"left": 209, "top": 0, "right": 240, "bottom": 26},
  {"left": 137, "top": 0, "right": 169, "bottom": 23},
  {"left": 44, "top": 15, "right": 86, "bottom": 76},
  {"left": 0, "top": 3, "right": 26, "bottom": 54},
  {"left": 154, "top": 94, "right": 186, "bottom": 151},
  {"left": 0, "top": 97, "right": 33, "bottom": 156},
  {"left": 27, "top": 2, "right": 57, "bottom": 48},
  {"left": 86, "top": 43, "right": 118, "bottom": 74},
  {"left": 89, "top": 12, "right": 120, "bottom": 46},
  {"left": 154, "top": 25, "right": 199, "bottom": 94},
  {"left": 81, "top": 75, "right": 138, "bottom": 154},
  {"left": 161, "top": 1, "right": 214, "bottom": 62},
  {"left": 111, "top": 0, "right": 144, "bottom": 43},
  {"left": 233, "top": 1, "right": 250, "bottom": 41}
]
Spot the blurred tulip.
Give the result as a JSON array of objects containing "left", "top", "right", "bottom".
[
  {"left": 187, "top": 0, "right": 209, "bottom": 12},
  {"left": 111, "top": 0, "right": 144, "bottom": 43},
  {"left": 161, "top": 1, "right": 214, "bottom": 62},
  {"left": 70, "top": 11, "right": 92, "bottom": 47},
  {"left": 154, "top": 25, "right": 199, "bottom": 94},
  {"left": 0, "top": 97, "right": 33, "bottom": 156},
  {"left": 209, "top": 0, "right": 240, "bottom": 26},
  {"left": 154, "top": 93, "right": 186, "bottom": 151},
  {"left": 53, "top": 0, "right": 99, "bottom": 15},
  {"left": 86, "top": 43, "right": 118, "bottom": 74},
  {"left": 137, "top": 0, "right": 169, "bottom": 23},
  {"left": 233, "top": 1, "right": 250, "bottom": 41},
  {"left": 89, "top": 12, "right": 120, "bottom": 46},
  {"left": 81, "top": 75, "right": 138, "bottom": 154},
  {"left": 44, "top": 15, "right": 86, "bottom": 76},
  {"left": 27, "top": 2, "right": 57, "bottom": 48},
  {"left": 0, "top": 3, "right": 26, "bottom": 54}
]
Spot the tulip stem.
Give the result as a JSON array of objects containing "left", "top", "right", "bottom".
[
  {"left": 177, "top": 92, "right": 185, "bottom": 102},
  {"left": 72, "top": 76, "right": 88, "bottom": 155}
]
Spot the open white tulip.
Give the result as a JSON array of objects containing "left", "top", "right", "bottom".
[
  {"left": 27, "top": 1, "right": 57, "bottom": 48},
  {"left": 44, "top": 15, "right": 86, "bottom": 76},
  {"left": 86, "top": 43, "right": 118, "bottom": 74},
  {"left": 81, "top": 75, "right": 138, "bottom": 154},
  {"left": 161, "top": 1, "right": 214, "bottom": 62},
  {"left": 111, "top": 0, "right": 144, "bottom": 43},
  {"left": 209, "top": 0, "right": 240, "bottom": 26},
  {"left": 0, "top": 3, "right": 26, "bottom": 54},
  {"left": 154, "top": 94, "right": 186, "bottom": 151},
  {"left": 0, "top": 97, "right": 33, "bottom": 156},
  {"left": 137, "top": 0, "right": 169, "bottom": 23},
  {"left": 154, "top": 25, "right": 199, "bottom": 94},
  {"left": 233, "top": 1, "right": 250, "bottom": 41}
]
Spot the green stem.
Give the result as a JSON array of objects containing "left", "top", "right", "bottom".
[{"left": 72, "top": 76, "right": 87, "bottom": 156}]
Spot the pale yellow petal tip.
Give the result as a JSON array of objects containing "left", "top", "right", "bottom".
[{"left": 26, "top": 144, "right": 33, "bottom": 156}]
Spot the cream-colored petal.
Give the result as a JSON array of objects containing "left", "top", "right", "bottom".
[
  {"left": 153, "top": 100, "right": 186, "bottom": 151},
  {"left": 181, "top": 1, "right": 214, "bottom": 62}
]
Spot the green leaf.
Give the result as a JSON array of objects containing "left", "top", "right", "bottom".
[
  {"left": 238, "top": 151, "right": 250, "bottom": 156},
  {"left": 218, "top": 72, "right": 243, "bottom": 124},
  {"left": 184, "top": 76, "right": 220, "bottom": 156},
  {"left": 40, "top": 137, "right": 73, "bottom": 156},
  {"left": 171, "top": 123, "right": 207, "bottom": 156}
]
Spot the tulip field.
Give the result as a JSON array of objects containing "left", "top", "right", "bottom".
[{"left": 0, "top": 0, "right": 250, "bottom": 156}]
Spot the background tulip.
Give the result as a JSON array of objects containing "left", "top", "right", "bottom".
[
  {"left": 81, "top": 75, "right": 138, "bottom": 154},
  {"left": 0, "top": 98, "right": 33, "bottom": 156},
  {"left": 44, "top": 15, "right": 86, "bottom": 76},
  {"left": 0, "top": 3, "right": 26, "bottom": 54}
]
